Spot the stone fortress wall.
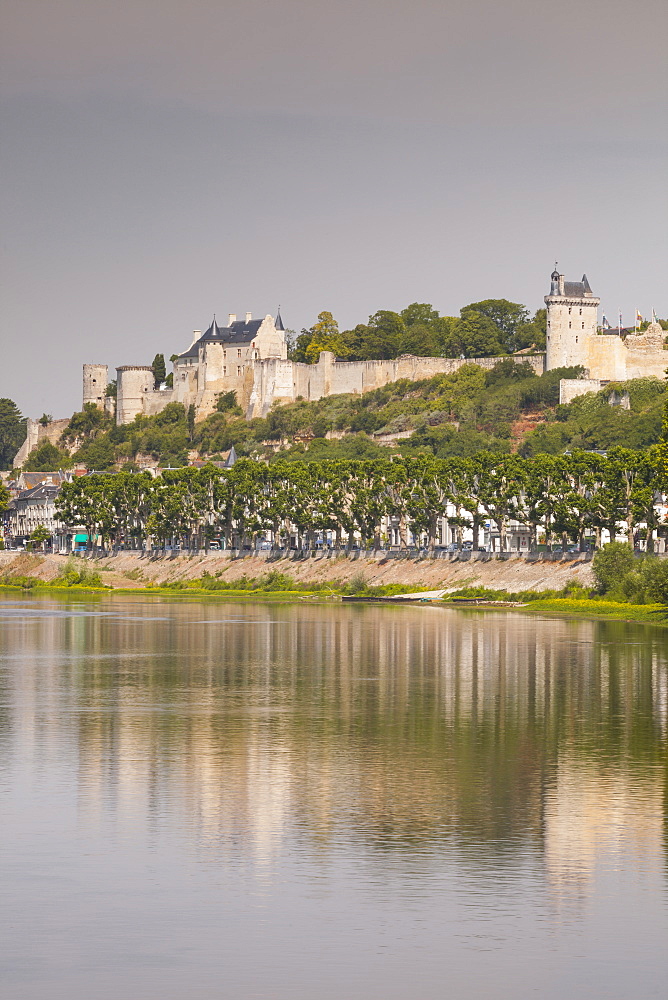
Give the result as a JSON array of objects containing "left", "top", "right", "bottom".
[
  {"left": 246, "top": 352, "right": 546, "bottom": 419},
  {"left": 104, "top": 313, "right": 546, "bottom": 427},
  {"left": 12, "top": 417, "right": 71, "bottom": 468}
]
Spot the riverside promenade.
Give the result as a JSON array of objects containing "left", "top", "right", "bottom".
[{"left": 0, "top": 549, "right": 596, "bottom": 593}]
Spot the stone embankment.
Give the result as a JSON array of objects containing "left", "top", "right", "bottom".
[{"left": 0, "top": 549, "right": 595, "bottom": 592}]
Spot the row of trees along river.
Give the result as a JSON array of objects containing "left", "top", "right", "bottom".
[{"left": 55, "top": 447, "right": 667, "bottom": 553}]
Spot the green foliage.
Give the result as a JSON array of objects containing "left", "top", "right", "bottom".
[
  {"left": 215, "top": 391, "right": 243, "bottom": 415},
  {"left": 55, "top": 559, "right": 104, "bottom": 587},
  {"left": 152, "top": 353, "right": 166, "bottom": 388},
  {"left": 290, "top": 312, "right": 351, "bottom": 363},
  {"left": 593, "top": 542, "right": 636, "bottom": 593},
  {"left": 106, "top": 380, "right": 117, "bottom": 398},
  {"left": 0, "top": 398, "right": 27, "bottom": 470},
  {"left": 290, "top": 298, "right": 545, "bottom": 365},
  {"left": 520, "top": 376, "right": 666, "bottom": 457},
  {"left": 38, "top": 413, "right": 53, "bottom": 426},
  {"left": 592, "top": 542, "right": 668, "bottom": 605},
  {"left": 23, "top": 440, "right": 72, "bottom": 471},
  {"left": 61, "top": 403, "right": 113, "bottom": 445},
  {"left": 28, "top": 525, "right": 51, "bottom": 548}
]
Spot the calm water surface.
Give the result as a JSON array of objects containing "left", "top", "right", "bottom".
[{"left": 1, "top": 596, "right": 666, "bottom": 999}]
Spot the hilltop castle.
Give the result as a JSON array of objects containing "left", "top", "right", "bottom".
[
  {"left": 84, "top": 309, "right": 545, "bottom": 427},
  {"left": 86, "top": 271, "right": 663, "bottom": 426},
  {"left": 12, "top": 270, "right": 666, "bottom": 467}
]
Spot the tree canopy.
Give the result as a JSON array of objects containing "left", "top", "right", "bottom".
[
  {"left": 289, "top": 299, "right": 546, "bottom": 364},
  {"left": 0, "top": 398, "right": 27, "bottom": 470}
]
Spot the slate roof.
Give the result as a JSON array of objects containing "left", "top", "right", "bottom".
[
  {"left": 8, "top": 483, "right": 61, "bottom": 509},
  {"left": 188, "top": 446, "right": 237, "bottom": 469},
  {"left": 562, "top": 274, "right": 593, "bottom": 297},
  {"left": 18, "top": 471, "right": 69, "bottom": 489}
]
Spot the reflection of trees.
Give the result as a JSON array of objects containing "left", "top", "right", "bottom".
[{"left": 1, "top": 599, "right": 666, "bottom": 870}]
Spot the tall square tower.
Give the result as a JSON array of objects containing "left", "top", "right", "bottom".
[{"left": 545, "top": 268, "right": 600, "bottom": 370}]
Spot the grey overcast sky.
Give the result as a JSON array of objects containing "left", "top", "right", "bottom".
[{"left": 1, "top": 0, "right": 666, "bottom": 417}]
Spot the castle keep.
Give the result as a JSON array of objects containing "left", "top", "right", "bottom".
[{"left": 545, "top": 268, "right": 667, "bottom": 403}]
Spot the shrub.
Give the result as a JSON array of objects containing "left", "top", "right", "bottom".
[{"left": 592, "top": 542, "right": 635, "bottom": 595}]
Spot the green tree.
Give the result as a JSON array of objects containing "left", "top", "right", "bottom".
[
  {"left": 592, "top": 542, "right": 636, "bottom": 595},
  {"left": 442, "top": 312, "right": 505, "bottom": 359},
  {"left": 0, "top": 398, "right": 27, "bottom": 470},
  {"left": 215, "top": 391, "right": 243, "bottom": 415},
  {"left": 152, "top": 354, "right": 166, "bottom": 388},
  {"left": 460, "top": 299, "right": 530, "bottom": 354},
  {"left": 61, "top": 402, "right": 113, "bottom": 445},
  {"left": 23, "top": 440, "right": 71, "bottom": 472},
  {"left": 29, "top": 525, "right": 52, "bottom": 551},
  {"left": 304, "top": 312, "right": 350, "bottom": 362}
]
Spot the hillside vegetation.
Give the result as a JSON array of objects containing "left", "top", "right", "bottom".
[{"left": 14, "top": 363, "right": 668, "bottom": 471}]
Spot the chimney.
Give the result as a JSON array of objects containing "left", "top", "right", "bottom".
[
  {"left": 190, "top": 330, "right": 201, "bottom": 348},
  {"left": 245, "top": 311, "right": 252, "bottom": 323},
  {"left": 558, "top": 274, "right": 565, "bottom": 295},
  {"left": 228, "top": 313, "right": 237, "bottom": 325}
]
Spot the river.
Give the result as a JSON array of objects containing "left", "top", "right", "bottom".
[{"left": 1, "top": 596, "right": 666, "bottom": 999}]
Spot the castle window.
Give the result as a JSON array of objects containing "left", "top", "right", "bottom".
[
  {"left": 579, "top": 308, "right": 582, "bottom": 315},
  {"left": 582, "top": 322, "right": 584, "bottom": 329},
  {"left": 223, "top": 366, "right": 227, "bottom": 376},
  {"left": 237, "top": 349, "right": 242, "bottom": 358},
  {"left": 223, "top": 350, "right": 226, "bottom": 359},
  {"left": 237, "top": 366, "right": 242, "bottom": 376},
  {"left": 569, "top": 307, "right": 572, "bottom": 314},
  {"left": 569, "top": 322, "right": 571, "bottom": 329}
]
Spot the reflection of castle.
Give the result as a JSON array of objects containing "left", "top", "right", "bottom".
[
  {"left": 5, "top": 602, "right": 667, "bottom": 881},
  {"left": 544, "top": 758, "right": 665, "bottom": 906}
]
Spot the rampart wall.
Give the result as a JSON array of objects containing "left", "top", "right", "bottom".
[
  {"left": 246, "top": 352, "right": 546, "bottom": 418},
  {"left": 12, "top": 418, "right": 71, "bottom": 468}
]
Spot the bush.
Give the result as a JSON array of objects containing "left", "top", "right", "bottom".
[
  {"left": 592, "top": 542, "right": 635, "bottom": 595},
  {"left": 640, "top": 559, "right": 668, "bottom": 604},
  {"left": 56, "top": 559, "right": 103, "bottom": 587}
]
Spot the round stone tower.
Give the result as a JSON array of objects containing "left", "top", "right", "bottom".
[
  {"left": 116, "top": 366, "right": 154, "bottom": 425},
  {"left": 82, "top": 364, "right": 108, "bottom": 409},
  {"left": 544, "top": 267, "right": 599, "bottom": 371}
]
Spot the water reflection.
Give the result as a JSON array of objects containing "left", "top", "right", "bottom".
[
  {"left": 1, "top": 597, "right": 666, "bottom": 998},
  {"left": 2, "top": 599, "right": 666, "bottom": 866}
]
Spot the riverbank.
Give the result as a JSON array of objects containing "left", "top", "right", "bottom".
[
  {"left": 0, "top": 549, "right": 596, "bottom": 593},
  {"left": 1, "top": 585, "right": 665, "bottom": 627}
]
